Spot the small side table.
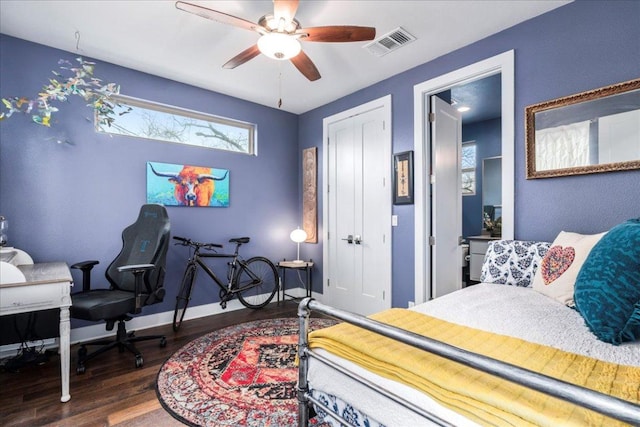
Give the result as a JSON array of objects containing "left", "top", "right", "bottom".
[{"left": 278, "top": 260, "right": 313, "bottom": 302}]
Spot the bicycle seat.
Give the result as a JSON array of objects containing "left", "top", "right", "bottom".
[{"left": 229, "top": 237, "right": 250, "bottom": 244}]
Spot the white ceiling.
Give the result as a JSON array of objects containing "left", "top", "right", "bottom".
[{"left": 0, "top": 0, "right": 570, "bottom": 114}]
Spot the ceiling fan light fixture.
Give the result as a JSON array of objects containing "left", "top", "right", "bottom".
[{"left": 258, "top": 33, "right": 301, "bottom": 60}]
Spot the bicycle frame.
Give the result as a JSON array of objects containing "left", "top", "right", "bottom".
[{"left": 190, "top": 248, "right": 262, "bottom": 297}]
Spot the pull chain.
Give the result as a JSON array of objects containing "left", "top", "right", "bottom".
[{"left": 278, "top": 63, "right": 283, "bottom": 109}]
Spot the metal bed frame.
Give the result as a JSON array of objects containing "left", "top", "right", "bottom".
[{"left": 297, "top": 298, "right": 640, "bottom": 427}]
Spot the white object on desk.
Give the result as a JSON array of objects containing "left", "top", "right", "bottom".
[
  {"left": 0, "top": 262, "right": 73, "bottom": 402},
  {"left": 0, "top": 261, "right": 26, "bottom": 283},
  {"left": 0, "top": 246, "right": 34, "bottom": 267}
]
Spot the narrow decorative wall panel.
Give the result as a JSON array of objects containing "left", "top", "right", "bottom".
[{"left": 302, "top": 147, "right": 317, "bottom": 243}]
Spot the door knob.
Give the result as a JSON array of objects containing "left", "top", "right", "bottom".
[
  {"left": 341, "top": 235, "right": 354, "bottom": 244},
  {"left": 354, "top": 235, "right": 363, "bottom": 244}
]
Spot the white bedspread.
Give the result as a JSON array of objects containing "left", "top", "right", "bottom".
[
  {"left": 307, "top": 283, "right": 640, "bottom": 427},
  {"left": 412, "top": 283, "right": 639, "bottom": 366}
]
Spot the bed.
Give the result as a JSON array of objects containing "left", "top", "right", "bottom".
[{"left": 296, "top": 224, "right": 640, "bottom": 427}]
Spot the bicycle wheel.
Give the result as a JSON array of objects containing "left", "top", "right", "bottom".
[
  {"left": 173, "top": 264, "right": 197, "bottom": 331},
  {"left": 235, "top": 257, "right": 278, "bottom": 309}
]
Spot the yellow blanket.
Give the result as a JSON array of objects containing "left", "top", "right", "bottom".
[{"left": 308, "top": 308, "right": 640, "bottom": 426}]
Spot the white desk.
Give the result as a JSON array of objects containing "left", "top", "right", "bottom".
[{"left": 0, "top": 262, "right": 73, "bottom": 402}]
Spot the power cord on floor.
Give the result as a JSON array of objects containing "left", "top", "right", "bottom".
[{"left": 0, "top": 312, "right": 50, "bottom": 373}]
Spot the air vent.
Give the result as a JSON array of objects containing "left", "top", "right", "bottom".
[{"left": 364, "top": 27, "right": 416, "bottom": 57}]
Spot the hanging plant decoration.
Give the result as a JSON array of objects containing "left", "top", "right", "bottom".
[{"left": 0, "top": 57, "right": 128, "bottom": 129}]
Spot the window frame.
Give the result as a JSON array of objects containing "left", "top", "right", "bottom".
[
  {"left": 95, "top": 94, "right": 257, "bottom": 155},
  {"left": 461, "top": 141, "right": 477, "bottom": 196}
]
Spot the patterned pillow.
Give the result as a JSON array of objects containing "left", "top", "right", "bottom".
[
  {"left": 480, "top": 240, "right": 551, "bottom": 287},
  {"left": 574, "top": 218, "right": 640, "bottom": 345},
  {"left": 532, "top": 231, "right": 605, "bottom": 307}
]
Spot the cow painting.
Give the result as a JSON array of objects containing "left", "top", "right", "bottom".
[{"left": 147, "top": 162, "right": 229, "bottom": 207}]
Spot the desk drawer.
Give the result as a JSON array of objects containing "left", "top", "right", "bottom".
[{"left": 0, "top": 282, "right": 66, "bottom": 315}]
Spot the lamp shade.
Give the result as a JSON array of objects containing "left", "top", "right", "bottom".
[
  {"left": 290, "top": 228, "right": 307, "bottom": 243},
  {"left": 258, "top": 33, "right": 301, "bottom": 60}
]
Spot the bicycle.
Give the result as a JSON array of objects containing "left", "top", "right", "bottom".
[{"left": 172, "top": 235, "right": 279, "bottom": 331}]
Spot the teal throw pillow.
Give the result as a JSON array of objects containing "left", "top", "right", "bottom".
[{"left": 574, "top": 218, "right": 640, "bottom": 345}]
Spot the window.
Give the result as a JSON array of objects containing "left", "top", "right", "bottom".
[
  {"left": 96, "top": 94, "right": 256, "bottom": 155},
  {"left": 461, "top": 142, "right": 476, "bottom": 195}
]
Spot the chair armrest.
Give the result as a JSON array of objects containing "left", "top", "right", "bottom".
[
  {"left": 71, "top": 260, "right": 100, "bottom": 270},
  {"left": 70, "top": 260, "right": 100, "bottom": 292},
  {"left": 116, "top": 263, "right": 155, "bottom": 273},
  {"left": 117, "top": 263, "right": 156, "bottom": 313}
]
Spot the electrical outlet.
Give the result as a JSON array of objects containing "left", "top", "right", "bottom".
[
  {"left": 408, "top": 301, "right": 415, "bottom": 307},
  {"left": 392, "top": 215, "right": 398, "bottom": 226}
]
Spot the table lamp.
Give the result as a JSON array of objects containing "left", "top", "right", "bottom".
[{"left": 290, "top": 227, "right": 308, "bottom": 263}]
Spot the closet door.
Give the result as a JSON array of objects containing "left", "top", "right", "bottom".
[{"left": 325, "top": 103, "right": 391, "bottom": 315}]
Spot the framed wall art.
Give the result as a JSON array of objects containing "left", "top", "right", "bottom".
[
  {"left": 393, "top": 151, "right": 414, "bottom": 205},
  {"left": 146, "top": 161, "right": 229, "bottom": 207}
]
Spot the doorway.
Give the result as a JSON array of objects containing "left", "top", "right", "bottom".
[
  {"left": 413, "top": 51, "right": 515, "bottom": 303},
  {"left": 322, "top": 96, "right": 392, "bottom": 315}
]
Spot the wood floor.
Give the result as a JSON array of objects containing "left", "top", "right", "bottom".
[{"left": 0, "top": 300, "right": 303, "bottom": 427}]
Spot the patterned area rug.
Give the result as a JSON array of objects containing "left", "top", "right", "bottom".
[{"left": 156, "top": 318, "right": 336, "bottom": 426}]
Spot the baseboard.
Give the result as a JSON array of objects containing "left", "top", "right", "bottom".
[
  {"left": 0, "top": 290, "right": 322, "bottom": 359},
  {"left": 69, "top": 299, "right": 247, "bottom": 344}
]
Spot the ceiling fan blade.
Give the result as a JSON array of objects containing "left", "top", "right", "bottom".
[
  {"left": 223, "top": 45, "right": 261, "bottom": 69},
  {"left": 299, "top": 26, "right": 376, "bottom": 43},
  {"left": 290, "top": 51, "right": 321, "bottom": 81},
  {"left": 176, "top": 1, "right": 259, "bottom": 33},
  {"left": 273, "top": 0, "right": 299, "bottom": 24}
]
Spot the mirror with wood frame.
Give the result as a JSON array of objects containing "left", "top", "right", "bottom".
[{"left": 525, "top": 78, "right": 640, "bottom": 179}]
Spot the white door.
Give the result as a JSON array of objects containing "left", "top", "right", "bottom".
[
  {"left": 413, "top": 51, "right": 515, "bottom": 304},
  {"left": 431, "top": 96, "right": 462, "bottom": 298},
  {"left": 324, "top": 98, "right": 391, "bottom": 315}
]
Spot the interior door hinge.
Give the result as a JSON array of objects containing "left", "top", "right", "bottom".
[
  {"left": 382, "top": 290, "right": 385, "bottom": 300},
  {"left": 429, "top": 236, "right": 435, "bottom": 246},
  {"left": 327, "top": 278, "right": 330, "bottom": 287},
  {"left": 429, "top": 112, "right": 435, "bottom": 122}
]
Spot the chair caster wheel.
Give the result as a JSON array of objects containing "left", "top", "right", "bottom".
[
  {"left": 77, "top": 364, "right": 86, "bottom": 374},
  {"left": 135, "top": 355, "right": 143, "bottom": 368},
  {"left": 160, "top": 337, "right": 167, "bottom": 348}
]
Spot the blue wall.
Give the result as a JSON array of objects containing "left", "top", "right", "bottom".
[
  {"left": 462, "top": 118, "right": 502, "bottom": 238},
  {"left": 298, "top": 1, "right": 640, "bottom": 307},
  {"left": 0, "top": 36, "right": 299, "bottom": 325},
  {"left": 2, "top": 2, "right": 639, "bottom": 319}
]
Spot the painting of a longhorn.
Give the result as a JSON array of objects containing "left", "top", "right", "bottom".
[{"left": 147, "top": 161, "right": 229, "bottom": 207}]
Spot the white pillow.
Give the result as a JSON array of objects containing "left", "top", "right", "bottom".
[
  {"left": 532, "top": 231, "right": 605, "bottom": 307},
  {"left": 480, "top": 240, "right": 550, "bottom": 287}
]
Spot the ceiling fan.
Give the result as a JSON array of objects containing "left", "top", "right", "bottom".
[{"left": 175, "top": 0, "right": 376, "bottom": 81}]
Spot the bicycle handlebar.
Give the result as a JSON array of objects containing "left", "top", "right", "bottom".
[{"left": 173, "top": 236, "right": 223, "bottom": 249}]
